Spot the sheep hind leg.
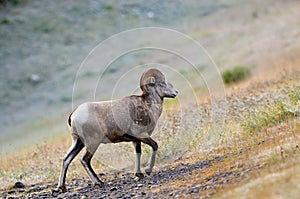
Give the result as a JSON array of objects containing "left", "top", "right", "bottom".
[
  {"left": 80, "top": 150, "right": 104, "bottom": 187},
  {"left": 58, "top": 138, "right": 84, "bottom": 192}
]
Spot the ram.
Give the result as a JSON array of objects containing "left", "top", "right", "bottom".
[{"left": 57, "top": 68, "right": 178, "bottom": 191}]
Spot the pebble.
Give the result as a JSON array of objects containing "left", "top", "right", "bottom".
[
  {"left": 110, "top": 187, "right": 118, "bottom": 191},
  {"left": 13, "top": 181, "right": 25, "bottom": 188}
]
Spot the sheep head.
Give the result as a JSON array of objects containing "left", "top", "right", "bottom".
[{"left": 140, "top": 68, "right": 178, "bottom": 98}]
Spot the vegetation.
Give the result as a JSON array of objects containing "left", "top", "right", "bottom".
[
  {"left": 103, "top": 4, "right": 114, "bottom": 11},
  {"left": 241, "top": 86, "right": 300, "bottom": 134},
  {"left": 1, "top": 69, "right": 299, "bottom": 197},
  {"left": 0, "top": 0, "right": 28, "bottom": 6},
  {"left": 222, "top": 66, "right": 251, "bottom": 84}
]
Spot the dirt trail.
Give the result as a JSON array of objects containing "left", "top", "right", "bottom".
[{"left": 1, "top": 155, "right": 247, "bottom": 199}]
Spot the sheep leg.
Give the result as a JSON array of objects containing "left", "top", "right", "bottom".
[
  {"left": 58, "top": 138, "right": 84, "bottom": 192},
  {"left": 80, "top": 150, "right": 104, "bottom": 187},
  {"left": 133, "top": 141, "right": 144, "bottom": 179},
  {"left": 140, "top": 137, "right": 158, "bottom": 175}
]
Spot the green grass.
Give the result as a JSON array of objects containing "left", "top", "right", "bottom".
[
  {"left": 103, "top": 4, "right": 114, "bottom": 11},
  {"left": 289, "top": 86, "right": 300, "bottom": 104},
  {"left": 241, "top": 86, "right": 300, "bottom": 134},
  {"left": 222, "top": 66, "right": 251, "bottom": 84}
]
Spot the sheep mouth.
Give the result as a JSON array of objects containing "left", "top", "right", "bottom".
[{"left": 166, "top": 93, "right": 177, "bottom": 98}]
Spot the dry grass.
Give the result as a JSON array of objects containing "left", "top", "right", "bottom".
[
  {"left": 217, "top": 120, "right": 300, "bottom": 199},
  {"left": 146, "top": 65, "right": 300, "bottom": 198},
  {"left": 148, "top": 119, "right": 299, "bottom": 198},
  {"left": 0, "top": 134, "right": 73, "bottom": 189}
]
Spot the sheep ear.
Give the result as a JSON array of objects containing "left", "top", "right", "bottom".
[{"left": 147, "top": 77, "right": 156, "bottom": 85}]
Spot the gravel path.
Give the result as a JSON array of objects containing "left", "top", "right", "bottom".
[{"left": 1, "top": 155, "right": 250, "bottom": 199}]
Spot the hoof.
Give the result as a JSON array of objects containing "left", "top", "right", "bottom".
[
  {"left": 94, "top": 181, "right": 104, "bottom": 188},
  {"left": 52, "top": 186, "right": 65, "bottom": 197},
  {"left": 145, "top": 168, "right": 152, "bottom": 175},
  {"left": 58, "top": 185, "right": 67, "bottom": 193},
  {"left": 134, "top": 173, "right": 144, "bottom": 180}
]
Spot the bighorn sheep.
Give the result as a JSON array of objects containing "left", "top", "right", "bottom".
[{"left": 57, "top": 68, "right": 178, "bottom": 191}]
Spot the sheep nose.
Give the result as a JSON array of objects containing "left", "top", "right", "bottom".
[{"left": 175, "top": 90, "right": 179, "bottom": 95}]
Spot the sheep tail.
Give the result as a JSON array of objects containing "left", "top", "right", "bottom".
[{"left": 68, "top": 112, "right": 73, "bottom": 127}]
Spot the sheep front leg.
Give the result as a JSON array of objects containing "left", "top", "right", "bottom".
[
  {"left": 140, "top": 137, "right": 158, "bottom": 175},
  {"left": 133, "top": 141, "right": 144, "bottom": 179}
]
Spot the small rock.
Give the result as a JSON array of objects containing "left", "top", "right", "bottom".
[
  {"left": 13, "top": 181, "right": 25, "bottom": 188},
  {"left": 27, "top": 187, "right": 39, "bottom": 193},
  {"left": 107, "top": 182, "right": 113, "bottom": 186},
  {"left": 73, "top": 180, "right": 80, "bottom": 186},
  {"left": 215, "top": 156, "right": 223, "bottom": 162},
  {"left": 110, "top": 187, "right": 117, "bottom": 191},
  {"left": 147, "top": 11, "right": 154, "bottom": 18},
  {"left": 27, "top": 74, "right": 41, "bottom": 84},
  {"left": 7, "top": 190, "right": 15, "bottom": 194},
  {"left": 205, "top": 185, "right": 212, "bottom": 190},
  {"left": 39, "top": 192, "right": 49, "bottom": 198}
]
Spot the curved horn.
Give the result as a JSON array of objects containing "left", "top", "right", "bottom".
[{"left": 140, "top": 69, "right": 166, "bottom": 90}]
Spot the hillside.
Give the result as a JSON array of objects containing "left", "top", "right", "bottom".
[
  {"left": 1, "top": 0, "right": 299, "bottom": 152},
  {"left": 1, "top": 66, "right": 299, "bottom": 198},
  {"left": 0, "top": 0, "right": 299, "bottom": 198}
]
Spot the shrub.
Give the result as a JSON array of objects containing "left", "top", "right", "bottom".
[
  {"left": 103, "top": 4, "right": 114, "bottom": 11},
  {"left": 222, "top": 66, "right": 251, "bottom": 84},
  {"left": 0, "top": 0, "right": 28, "bottom": 6}
]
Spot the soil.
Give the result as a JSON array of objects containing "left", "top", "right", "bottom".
[{"left": 0, "top": 155, "right": 249, "bottom": 199}]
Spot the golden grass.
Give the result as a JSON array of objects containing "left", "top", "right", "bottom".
[
  {"left": 148, "top": 64, "right": 300, "bottom": 197},
  {"left": 0, "top": 133, "right": 75, "bottom": 189},
  {"left": 149, "top": 119, "right": 299, "bottom": 198}
]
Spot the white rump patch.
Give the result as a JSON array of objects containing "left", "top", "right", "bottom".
[{"left": 72, "top": 103, "right": 89, "bottom": 125}]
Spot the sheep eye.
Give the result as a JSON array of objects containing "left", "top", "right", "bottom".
[{"left": 159, "top": 82, "right": 166, "bottom": 87}]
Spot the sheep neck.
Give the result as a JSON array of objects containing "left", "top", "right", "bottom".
[
  {"left": 142, "top": 91, "right": 163, "bottom": 105},
  {"left": 142, "top": 92, "right": 163, "bottom": 118}
]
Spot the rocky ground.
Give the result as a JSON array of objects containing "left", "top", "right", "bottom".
[{"left": 0, "top": 156, "right": 246, "bottom": 199}]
